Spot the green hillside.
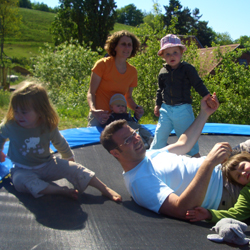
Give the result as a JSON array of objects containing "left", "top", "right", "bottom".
[{"left": 5, "top": 8, "right": 133, "bottom": 59}]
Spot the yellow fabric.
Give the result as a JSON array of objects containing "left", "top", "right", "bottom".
[{"left": 92, "top": 56, "right": 137, "bottom": 112}]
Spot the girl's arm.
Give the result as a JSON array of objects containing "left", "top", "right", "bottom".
[
  {"left": 0, "top": 134, "right": 7, "bottom": 162},
  {"left": 51, "top": 128, "right": 74, "bottom": 160},
  {"left": 0, "top": 151, "right": 6, "bottom": 162},
  {"left": 208, "top": 189, "right": 250, "bottom": 224}
]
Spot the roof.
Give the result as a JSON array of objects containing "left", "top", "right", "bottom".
[
  {"left": 197, "top": 44, "right": 241, "bottom": 76},
  {"left": 178, "top": 35, "right": 204, "bottom": 48}
]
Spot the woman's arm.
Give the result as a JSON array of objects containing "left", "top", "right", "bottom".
[
  {"left": 87, "top": 72, "right": 109, "bottom": 124},
  {"left": 87, "top": 72, "right": 102, "bottom": 112}
]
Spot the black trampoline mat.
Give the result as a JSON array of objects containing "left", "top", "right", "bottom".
[{"left": 1, "top": 135, "right": 250, "bottom": 250}]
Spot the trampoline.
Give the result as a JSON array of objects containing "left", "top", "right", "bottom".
[{"left": 0, "top": 124, "right": 250, "bottom": 250}]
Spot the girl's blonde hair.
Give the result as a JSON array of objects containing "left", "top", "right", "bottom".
[
  {"left": 3, "top": 80, "right": 59, "bottom": 131},
  {"left": 222, "top": 152, "right": 250, "bottom": 186}
]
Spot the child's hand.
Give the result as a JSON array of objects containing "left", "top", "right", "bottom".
[
  {"left": 186, "top": 207, "right": 212, "bottom": 222},
  {"left": 154, "top": 105, "right": 160, "bottom": 117},
  {"left": 0, "top": 151, "right": 6, "bottom": 162},
  {"left": 206, "top": 92, "right": 218, "bottom": 109}
]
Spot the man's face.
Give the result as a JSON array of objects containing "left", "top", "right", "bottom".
[{"left": 111, "top": 125, "right": 146, "bottom": 166}]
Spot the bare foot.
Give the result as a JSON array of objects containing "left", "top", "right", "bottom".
[
  {"left": 62, "top": 187, "right": 79, "bottom": 200},
  {"left": 88, "top": 176, "right": 122, "bottom": 202},
  {"left": 39, "top": 184, "right": 79, "bottom": 200},
  {"left": 103, "top": 187, "right": 122, "bottom": 202}
]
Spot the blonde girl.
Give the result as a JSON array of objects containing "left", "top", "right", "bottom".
[{"left": 0, "top": 81, "right": 121, "bottom": 201}]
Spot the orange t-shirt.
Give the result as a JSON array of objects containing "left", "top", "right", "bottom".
[{"left": 92, "top": 56, "right": 138, "bottom": 112}]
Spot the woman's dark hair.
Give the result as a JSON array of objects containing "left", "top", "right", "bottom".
[{"left": 104, "top": 30, "right": 140, "bottom": 58}]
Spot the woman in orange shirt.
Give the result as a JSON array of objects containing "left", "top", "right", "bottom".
[{"left": 87, "top": 30, "right": 144, "bottom": 127}]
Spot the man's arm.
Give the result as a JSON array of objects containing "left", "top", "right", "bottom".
[
  {"left": 159, "top": 141, "right": 232, "bottom": 219},
  {"left": 158, "top": 93, "right": 233, "bottom": 219},
  {"left": 166, "top": 93, "right": 218, "bottom": 155}
]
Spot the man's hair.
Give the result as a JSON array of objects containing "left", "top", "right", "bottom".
[
  {"left": 104, "top": 30, "right": 140, "bottom": 58},
  {"left": 100, "top": 119, "right": 128, "bottom": 152},
  {"left": 222, "top": 152, "right": 250, "bottom": 186}
]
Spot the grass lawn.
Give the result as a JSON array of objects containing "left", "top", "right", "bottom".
[{"left": 4, "top": 42, "right": 51, "bottom": 59}]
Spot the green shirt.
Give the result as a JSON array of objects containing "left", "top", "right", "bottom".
[{"left": 208, "top": 182, "right": 250, "bottom": 223}]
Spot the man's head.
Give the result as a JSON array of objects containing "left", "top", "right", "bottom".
[
  {"left": 109, "top": 94, "right": 127, "bottom": 114},
  {"left": 100, "top": 119, "right": 146, "bottom": 171}
]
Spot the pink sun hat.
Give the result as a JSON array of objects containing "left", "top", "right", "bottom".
[{"left": 158, "top": 34, "right": 187, "bottom": 56}]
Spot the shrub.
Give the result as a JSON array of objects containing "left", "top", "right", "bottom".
[
  {"left": 0, "top": 90, "right": 10, "bottom": 107},
  {"left": 32, "top": 40, "right": 101, "bottom": 109},
  {"left": 31, "top": 22, "right": 250, "bottom": 125}
]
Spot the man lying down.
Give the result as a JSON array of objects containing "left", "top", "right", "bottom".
[{"left": 100, "top": 94, "right": 245, "bottom": 220}]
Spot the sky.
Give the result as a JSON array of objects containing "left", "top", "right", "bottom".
[{"left": 31, "top": 0, "right": 249, "bottom": 41}]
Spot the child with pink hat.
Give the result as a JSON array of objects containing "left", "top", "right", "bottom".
[{"left": 150, "top": 34, "right": 217, "bottom": 157}]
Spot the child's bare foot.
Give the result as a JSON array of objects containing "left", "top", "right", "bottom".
[
  {"left": 62, "top": 187, "right": 79, "bottom": 200},
  {"left": 39, "top": 184, "right": 79, "bottom": 200},
  {"left": 88, "top": 176, "right": 122, "bottom": 202},
  {"left": 102, "top": 187, "right": 122, "bottom": 202}
]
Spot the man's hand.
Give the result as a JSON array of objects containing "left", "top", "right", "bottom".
[
  {"left": 186, "top": 207, "right": 212, "bottom": 222},
  {"left": 206, "top": 142, "right": 232, "bottom": 167},
  {"left": 200, "top": 92, "right": 219, "bottom": 116}
]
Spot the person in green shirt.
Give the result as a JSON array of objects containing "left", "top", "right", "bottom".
[{"left": 186, "top": 142, "right": 250, "bottom": 224}]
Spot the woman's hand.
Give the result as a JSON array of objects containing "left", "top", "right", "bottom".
[{"left": 92, "top": 109, "right": 110, "bottom": 124}]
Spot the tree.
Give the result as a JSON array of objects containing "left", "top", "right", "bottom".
[
  {"left": 51, "top": 0, "right": 116, "bottom": 50},
  {"left": 0, "top": 0, "right": 21, "bottom": 90},
  {"left": 50, "top": 8, "right": 78, "bottom": 46},
  {"left": 0, "top": 0, "right": 22, "bottom": 62},
  {"left": 163, "top": 0, "right": 193, "bottom": 35},
  {"left": 116, "top": 4, "right": 144, "bottom": 26},
  {"left": 193, "top": 20, "right": 216, "bottom": 47},
  {"left": 163, "top": 0, "right": 215, "bottom": 47},
  {"left": 235, "top": 35, "right": 250, "bottom": 46},
  {"left": 19, "top": 0, "right": 32, "bottom": 9},
  {"left": 31, "top": 2, "right": 50, "bottom": 12},
  {"left": 214, "top": 32, "right": 233, "bottom": 45}
]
